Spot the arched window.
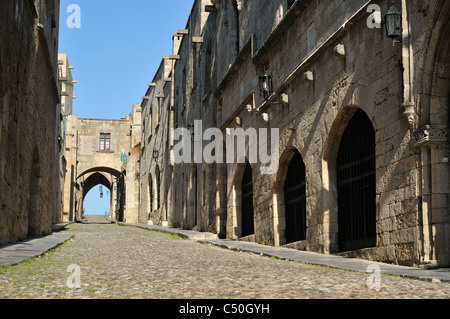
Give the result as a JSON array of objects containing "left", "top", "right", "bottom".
[
  {"left": 284, "top": 151, "right": 307, "bottom": 243},
  {"left": 241, "top": 163, "right": 254, "bottom": 237},
  {"left": 337, "top": 109, "right": 376, "bottom": 252}
]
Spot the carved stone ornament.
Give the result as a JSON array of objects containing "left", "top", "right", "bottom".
[
  {"left": 411, "top": 125, "right": 448, "bottom": 147},
  {"left": 402, "top": 102, "right": 417, "bottom": 130},
  {"left": 235, "top": 0, "right": 243, "bottom": 11}
]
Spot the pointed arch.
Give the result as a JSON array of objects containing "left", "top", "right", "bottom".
[
  {"left": 148, "top": 172, "right": 153, "bottom": 215},
  {"left": 189, "top": 165, "right": 199, "bottom": 229},
  {"left": 155, "top": 165, "right": 161, "bottom": 211},
  {"left": 323, "top": 106, "right": 377, "bottom": 253},
  {"left": 82, "top": 172, "right": 112, "bottom": 200},
  {"left": 229, "top": 159, "right": 255, "bottom": 239},
  {"left": 273, "top": 146, "right": 307, "bottom": 246},
  {"left": 28, "top": 147, "right": 41, "bottom": 238},
  {"left": 241, "top": 162, "right": 254, "bottom": 237}
]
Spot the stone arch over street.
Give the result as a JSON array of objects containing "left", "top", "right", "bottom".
[
  {"left": 77, "top": 167, "right": 122, "bottom": 221},
  {"left": 61, "top": 105, "right": 142, "bottom": 223}
]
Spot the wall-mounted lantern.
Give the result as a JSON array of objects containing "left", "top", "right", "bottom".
[
  {"left": 259, "top": 68, "right": 273, "bottom": 101},
  {"left": 385, "top": 2, "right": 402, "bottom": 40}
]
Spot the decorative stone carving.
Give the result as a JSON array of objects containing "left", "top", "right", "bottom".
[
  {"left": 402, "top": 102, "right": 417, "bottom": 131},
  {"left": 334, "top": 44, "right": 346, "bottom": 57},
  {"left": 411, "top": 125, "right": 448, "bottom": 147},
  {"left": 281, "top": 93, "right": 289, "bottom": 106},
  {"left": 235, "top": 0, "right": 243, "bottom": 11},
  {"left": 304, "top": 71, "right": 314, "bottom": 82}
]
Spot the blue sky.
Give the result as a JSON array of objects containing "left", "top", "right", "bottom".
[
  {"left": 59, "top": 0, "right": 194, "bottom": 214},
  {"left": 59, "top": 0, "right": 194, "bottom": 120}
]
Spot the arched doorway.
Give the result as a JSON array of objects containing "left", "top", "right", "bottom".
[
  {"left": 241, "top": 163, "right": 254, "bottom": 237},
  {"left": 28, "top": 148, "right": 41, "bottom": 238},
  {"left": 155, "top": 165, "right": 161, "bottom": 211},
  {"left": 284, "top": 151, "right": 307, "bottom": 244},
  {"left": 82, "top": 172, "right": 112, "bottom": 217},
  {"left": 337, "top": 109, "right": 376, "bottom": 252},
  {"left": 193, "top": 166, "right": 198, "bottom": 228},
  {"left": 76, "top": 167, "right": 122, "bottom": 221},
  {"left": 148, "top": 174, "right": 153, "bottom": 215}
]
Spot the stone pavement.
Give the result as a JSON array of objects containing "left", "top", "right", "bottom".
[
  {"left": 117, "top": 222, "right": 450, "bottom": 283},
  {"left": 0, "top": 217, "right": 449, "bottom": 299},
  {"left": 2, "top": 218, "right": 449, "bottom": 283}
]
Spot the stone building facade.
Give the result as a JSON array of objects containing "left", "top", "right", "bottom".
[
  {"left": 57, "top": 53, "right": 76, "bottom": 223},
  {"left": 62, "top": 104, "right": 142, "bottom": 223},
  {"left": 139, "top": 0, "right": 449, "bottom": 267},
  {"left": 0, "top": 0, "right": 61, "bottom": 245}
]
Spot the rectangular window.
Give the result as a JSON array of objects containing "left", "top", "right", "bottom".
[{"left": 100, "top": 133, "right": 111, "bottom": 151}]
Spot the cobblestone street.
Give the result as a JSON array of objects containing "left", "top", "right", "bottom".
[{"left": 0, "top": 216, "right": 449, "bottom": 300}]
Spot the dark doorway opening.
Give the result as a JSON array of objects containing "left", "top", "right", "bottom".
[
  {"left": 337, "top": 109, "right": 376, "bottom": 252},
  {"left": 241, "top": 163, "right": 254, "bottom": 237},
  {"left": 284, "top": 151, "right": 307, "bottom": 243},
  {"left": 28, "top": 148, "right": 41, "bottom": 238}
]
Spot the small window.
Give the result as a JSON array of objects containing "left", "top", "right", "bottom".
[{"left": 100, "top": 133, "right": 111, "bottom": 151}]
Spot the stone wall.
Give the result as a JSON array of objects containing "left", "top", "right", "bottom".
[
  {"left": 0, "top": 0, "right": 61, "bottom": 244},
  {"left": 138, "top": 0, "right": 449, "bottom": 267}
]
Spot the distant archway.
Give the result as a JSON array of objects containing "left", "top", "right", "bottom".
[
  {"left": 76, "top": 167, "right": 121, "bottom": 220},
  {"left": 77, "top": 167, "right": 121, "bottom": 180},
  {"left": 82, "top": 172, "right": 113, "bottom": 217},
  {"left": 82, "top": 172, "right": 112, "bottom": 200}
]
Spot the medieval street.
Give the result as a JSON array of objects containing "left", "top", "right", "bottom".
[
  {"left": 1, "top": 1, "right": 450, "bottom": 305},
  {"left": 0, "top": 215, "right": 449, "bottom": 300}
]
